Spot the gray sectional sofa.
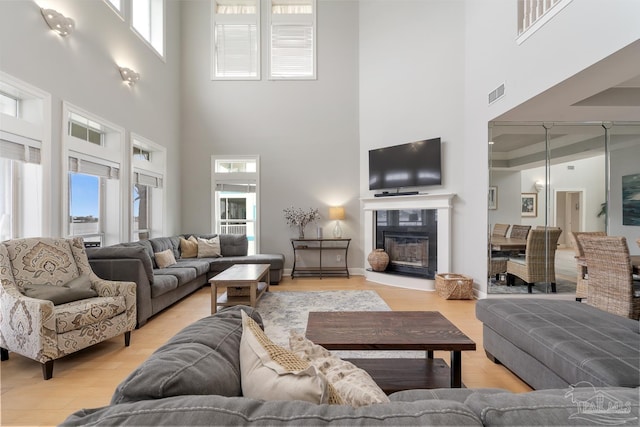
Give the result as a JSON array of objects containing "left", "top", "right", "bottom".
[
  {"left": 87, "top": 234, "right": 284, "bottom": 327},
  {"left": 61, "top": 306, "right": 639, "bottom": 426},
  {"left": 476, "top": 298, "right": 640, "bottom": 390}
]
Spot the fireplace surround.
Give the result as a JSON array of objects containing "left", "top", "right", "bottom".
[{"left": 362, "top": 193, "right": 455, "bottom": 291}]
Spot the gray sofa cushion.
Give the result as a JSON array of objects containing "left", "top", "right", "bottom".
[
  {"left": 476, "top": 299, "right": 640, "bottom": 387},
  {"left": 111, "top": 306, "right": 263, "bottom": 404},
  {"left": 117, "top": 241, "right": 155, "bottom": 267},
  {"left": 209, "top": 255, "right": 284, "bottom": 272},
  {"left": 186, "top": 233, "right": 248, "bottom": 257},
  {"left": 63, "top": 394, "right": 483, "bottom": 426},
  {"left": 389, "top": 388, "right": 508, "bottom": 403},
  {"left": 150, "top": 274, "right": 178, "bottom": 298},
  {"left": 173, "top": 259, "right": 211, "bottom": 276},
  {"left": 464, "top": 387, "right": 640, "bottom": 426},
  {"left": 150, "top": 236, "right": 180, "bottom": 260},
  {"left": 154, "top": 267, "right": 197, "bottom": 286}
]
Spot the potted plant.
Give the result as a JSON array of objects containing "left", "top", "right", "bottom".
[{"left": 283, "top": 207, "right": 321, "bottom": 239}]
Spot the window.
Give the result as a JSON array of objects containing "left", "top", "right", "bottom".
[
  {"left": 132, "top": 135, "right": 165, "bottom": 241},
  {"left": 0, "top": 75, "right": 48, "bottom": 240},
  {"left": 212, "top": 0, "right": 260, "bottom": 80},
  {"left": 104, "top": 0, "right": 122, "bottom": 14},
  {"left": 269, "top": 0, "right": 316, "bottom": 79},
  {"left": 64, "top": 103, "right": 124, "bottom": 246},
  {"left": 212, "top": 156, "right": 259, "bottom": 254},
  {"left": 132, "top": 0, "right": 164, "bottom": 57}
]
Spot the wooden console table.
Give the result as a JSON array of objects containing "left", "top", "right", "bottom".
[{"left": 291, "top": 238, "right": 351, "bottom": 279}]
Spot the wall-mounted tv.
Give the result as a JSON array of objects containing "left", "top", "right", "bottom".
[{"left": 368, "top": 137, "right": 442, "bottom": 191}]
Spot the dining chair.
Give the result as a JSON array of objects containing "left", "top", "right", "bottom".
[
  {"left": 579, "top": 235, "right": 640, "bottom": 320},
  {"left": 570, "top": 231, "right": 606, "bottom": 301},
  {"left": 491, "top": 224, "right": 510, "bottom": 237},
  {"left": 509, "top": 225, "right": 531, "bottom": 240},
  {"left": 506, "top": 228, "right": 562, "bottom": 293}
]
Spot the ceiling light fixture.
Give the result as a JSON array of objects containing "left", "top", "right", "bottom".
[
  {"left": 41, "top": 8, "right": 75, "bottom": 37},
  {"left": 119, "top": 67, "right": 140, "bottom": 86}
]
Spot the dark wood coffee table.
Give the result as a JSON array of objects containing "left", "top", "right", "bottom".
[{"left": 305, "top": 311, "right": 476, "bottom": 393}]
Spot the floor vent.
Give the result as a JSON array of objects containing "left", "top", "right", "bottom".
[{"left": 488, "top": 83, "right": 505, "bottom": 104}]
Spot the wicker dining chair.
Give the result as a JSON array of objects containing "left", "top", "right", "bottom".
[
  {"left": 506, "top": 228, "right": 562, "bottom": 293},
  {"left": 570, "top": 231, "right": 606, "bottom": 301},
  {"left": 579, "top": 235, "right": 640, "bottom": 320},
  {"left": 509, "top": 225, "right": 531, "bottom": 240},
  {"left": 491, "top": 224, "right": 510, "bottom": 237}
]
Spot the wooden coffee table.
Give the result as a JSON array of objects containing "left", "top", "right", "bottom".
[
  {"left": 305, "top": 311, "right": 476, "bottom": 393},
  {"left": 209, "top": 264, "right": 270, "bottom": 314}
]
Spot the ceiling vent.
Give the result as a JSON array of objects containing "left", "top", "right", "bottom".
[{"left": 488, "top": 83, "right": 505, "bottom": 104}]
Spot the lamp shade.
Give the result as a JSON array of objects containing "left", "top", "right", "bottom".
[{"left": 329, "top": 206, "right": 345, "bottom": 220}]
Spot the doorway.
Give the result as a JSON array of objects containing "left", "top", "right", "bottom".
[{"left": 554, "top": 190, "right": 583, "bottom": 247}]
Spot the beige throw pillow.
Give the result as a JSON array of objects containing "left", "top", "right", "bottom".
[
  {"left": 289, "top": 330, "right": 390, "bottom": 407},
  {"left": 239, "top": 311, "right": 340, "bottom": 404},
  {"left": 155, "top": 249, "right": 177, "bottom": 269},
  {"left": 197, "top": 236, "right": 222, "bottom": 258},
  {"left": 180, "top": 235, "right": 198, "bottom": 258}
]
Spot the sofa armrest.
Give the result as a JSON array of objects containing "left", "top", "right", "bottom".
[
  {"left": 0, "top": 279, "right": 57, "bottom": 363},
  {"left": 89, "top": 259, "right": 152, "bottom": 328},
  {"left": 87, "top": 246, "right": 154, "bottom": 284},
  {"left": 91, "top": 276, "right": 137, "bottom": 332}
]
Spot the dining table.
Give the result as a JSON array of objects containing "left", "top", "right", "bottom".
[{"left": 490, "top": 236, "right": 527, "bottom": 252}]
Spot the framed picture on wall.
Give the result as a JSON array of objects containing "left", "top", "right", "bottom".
[
  {"left": 488, "top": 186, "right": 498, "bottom": 210},
  {"left": 521, "top": 193, "right": 537, "bottom": 217}
]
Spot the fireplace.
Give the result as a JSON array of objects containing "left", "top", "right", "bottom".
[
  {"left": 362, "top": 193, "right": 454, "bottom": 291},
  {"left": 375, "top": 209, "right": 437, "bottom": 279}
]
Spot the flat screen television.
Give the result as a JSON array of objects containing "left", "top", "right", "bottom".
[{"left": 368, "top": 137, "right": 442, "bottom": 191}]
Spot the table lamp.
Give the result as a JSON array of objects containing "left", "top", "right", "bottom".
[{"left": 329, "top": 206, "right": 345, "bottom": 238}]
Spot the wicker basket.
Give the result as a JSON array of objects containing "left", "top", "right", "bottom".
[
  {"left": 435, "top": 273, "right": 473, "bottom": 300},
  {"left": 228, "top": 287, "right": 251, "bottom": 297}
]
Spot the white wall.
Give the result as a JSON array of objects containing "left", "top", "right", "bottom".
[
  {"left": 610, "top": 143, "right": 640, "bottom": 255},
  {"left": 179, "top": 0, "right": 361, "bottom": 269},
  {"left": 358, "top": 0, "right": 467, "bottom": 275},
  {"left": 0, "top": 0, "right": 182, "bottom": 237}
]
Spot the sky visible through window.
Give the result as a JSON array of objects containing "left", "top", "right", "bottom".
[{"left": 70, "top": 173, "right": 99, "bottom": 217}]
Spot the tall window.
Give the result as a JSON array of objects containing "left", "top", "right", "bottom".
[
  {"left": 269, "top": 0, "right": 316, "bottom": 79},
  {"left": 104, "top": 0, "right": 122, "bottom": 14},
  {"left": 0, "top": 75, "right": 47, "bottom": 240},
  {"left": 64, "top": 104, "right": 124, "bottom": 247},
  {"left": 132, "top": 135, "right": 165, "bottom": 241},
  {"left": 212, "top": 156, "right": 259, "bottom": 254},
  {"left": 132, "top": 0, "right": 164, "bottom": 57},
  {"left": 212, "top": 0, "right": 260, "bottom": 80}
]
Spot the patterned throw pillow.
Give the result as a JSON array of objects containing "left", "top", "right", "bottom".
[
  {"left": 179, "top": 236, "right": 198, "bottom": 258},
  {"left": 155, "top": 249, "right": 177, "bottom": 269},
  {"left": 289, "top": 330, "right": 390, "bottom": 407},
  {"left": 239, "top": 311, "right": 341, "bottom": 404},
  {"left": 197, "top": 236, "right": 222, "bottom": 258}
]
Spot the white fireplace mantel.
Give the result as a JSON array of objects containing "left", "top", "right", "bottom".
[{"left": 361, "top": 193, "right": 455, "bottom": 291}]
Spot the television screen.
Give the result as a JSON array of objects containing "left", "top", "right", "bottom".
[{"left": 368, "top": 138, "right": 441, "bottom": 191}]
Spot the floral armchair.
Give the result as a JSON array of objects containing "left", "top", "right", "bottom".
[{"left": 0, "top": 237, "right": 136, "bottom": 379}]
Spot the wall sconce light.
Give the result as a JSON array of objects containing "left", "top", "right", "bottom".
[
  {"left": 119, "top": 67, "right": 140, "bottom": 86},
  {"left": 329, "top": 206, "right": 345, "bottom": 239},
  {"left": 41, "top": 8, "right": 75, "bottom": 37},
  {"left": 534, "top": 181, "right": 545, "bottom": 192}
]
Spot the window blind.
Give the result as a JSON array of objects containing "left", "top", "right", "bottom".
[
  {"left": 215, "top": 24, "right": 259, "bottom": 78},
  {"left": 0, "top": 131, "right": 41, "bottom": 164},
  {"left": 215, "top": 182, "right": 256, "bottom": 193},
  {"left": 134, "top": 171, "right": 163, "bottom": 188},
  {"left": 69, "top": 156, "right": 119, "bottom": 179},
  {"left": 270, "top": 24, "right": 314, "bottom": 77}
]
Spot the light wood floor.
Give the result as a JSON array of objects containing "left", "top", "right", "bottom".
[{"left": 1, "top": 277, "right": 532, "bottom": 426}]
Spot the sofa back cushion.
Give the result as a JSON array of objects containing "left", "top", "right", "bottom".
[
  {"left": 117, "top": 240, "right": 155, "bottom": 266},
  {"left": 150, "top": 237, "right": 180, "bottom": 260},
  {"left": 184, "top": 234, "right": 248, "bottom": 257},
  {"left": 111, "top": 306, "right": 263, "bottom": 404},
  {"left": 4, "top": 238, "right": 80, "bottom": 290}
]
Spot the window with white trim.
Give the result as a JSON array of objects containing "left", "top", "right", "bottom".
[
  {"left": 132, "top": 0, "right": 165, "bottom": 57},
  {"left": 132, "top": 135, "right": 165, "bottom": 241},
  {"left": 269, "top": 0, "right": 316, "bottom": 79},
  {"left": 212, "top": 156, "right": 259, "bottom": 254},
  {"left": 0, "top": 76, "right": 47, "bottom": 240},
  {"left": 212, "top": 0, "right": 260, "bottom": 80},
  {"left": 104, "top": 0, "right": 122, "bottom": 14},
  {"left": 64, "top": 105, "right": 124, "bottom": 247}
]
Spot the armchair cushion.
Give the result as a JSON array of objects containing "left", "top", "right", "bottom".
[
  {"left": 55, "top": 296, "right": 126, "bottom": 334},
  {"left": 22, "top": 275, "right": 98, "bottom": 305}
]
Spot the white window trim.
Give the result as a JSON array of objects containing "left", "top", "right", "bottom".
[
  {"left": 0, "top": 71, "right": 51, "bottom": 237},
  {"left": 131, "top": 133, "right": 166, "bottom": 240},
  {"left": 211, "top": 0, "right": 261, "bottom": 81},
  {"left": 268, "top": 0, "right": 317, "bottom": 80},
  {"left": 211, "top": 155, "right": 260, "bottom": 253},
  {"left": 103, "top": 0, "right": 125, "bottom": 21}
]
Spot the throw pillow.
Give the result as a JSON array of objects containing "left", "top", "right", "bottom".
[
  {"left": 239, "top": 311, "right": 340, "bottom": 404},
  {"left": 155, "top": 249, "right": 177, "bottom": 269},
  {"left": 22, "top": 275, "right": 98, "bottom": 305},
  {"left": 180, "top": 235, "right": 198, "bottom": 258},
  {"left": 289, "top": 330, "right": 390, "bottom": 407},
  {"left": 197, "top": 236, "right": 222, "bottom": 258}
]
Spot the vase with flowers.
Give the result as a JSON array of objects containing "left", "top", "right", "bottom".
[{"left": 283, "top": 206, "right": 321, "bottom": 239}]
